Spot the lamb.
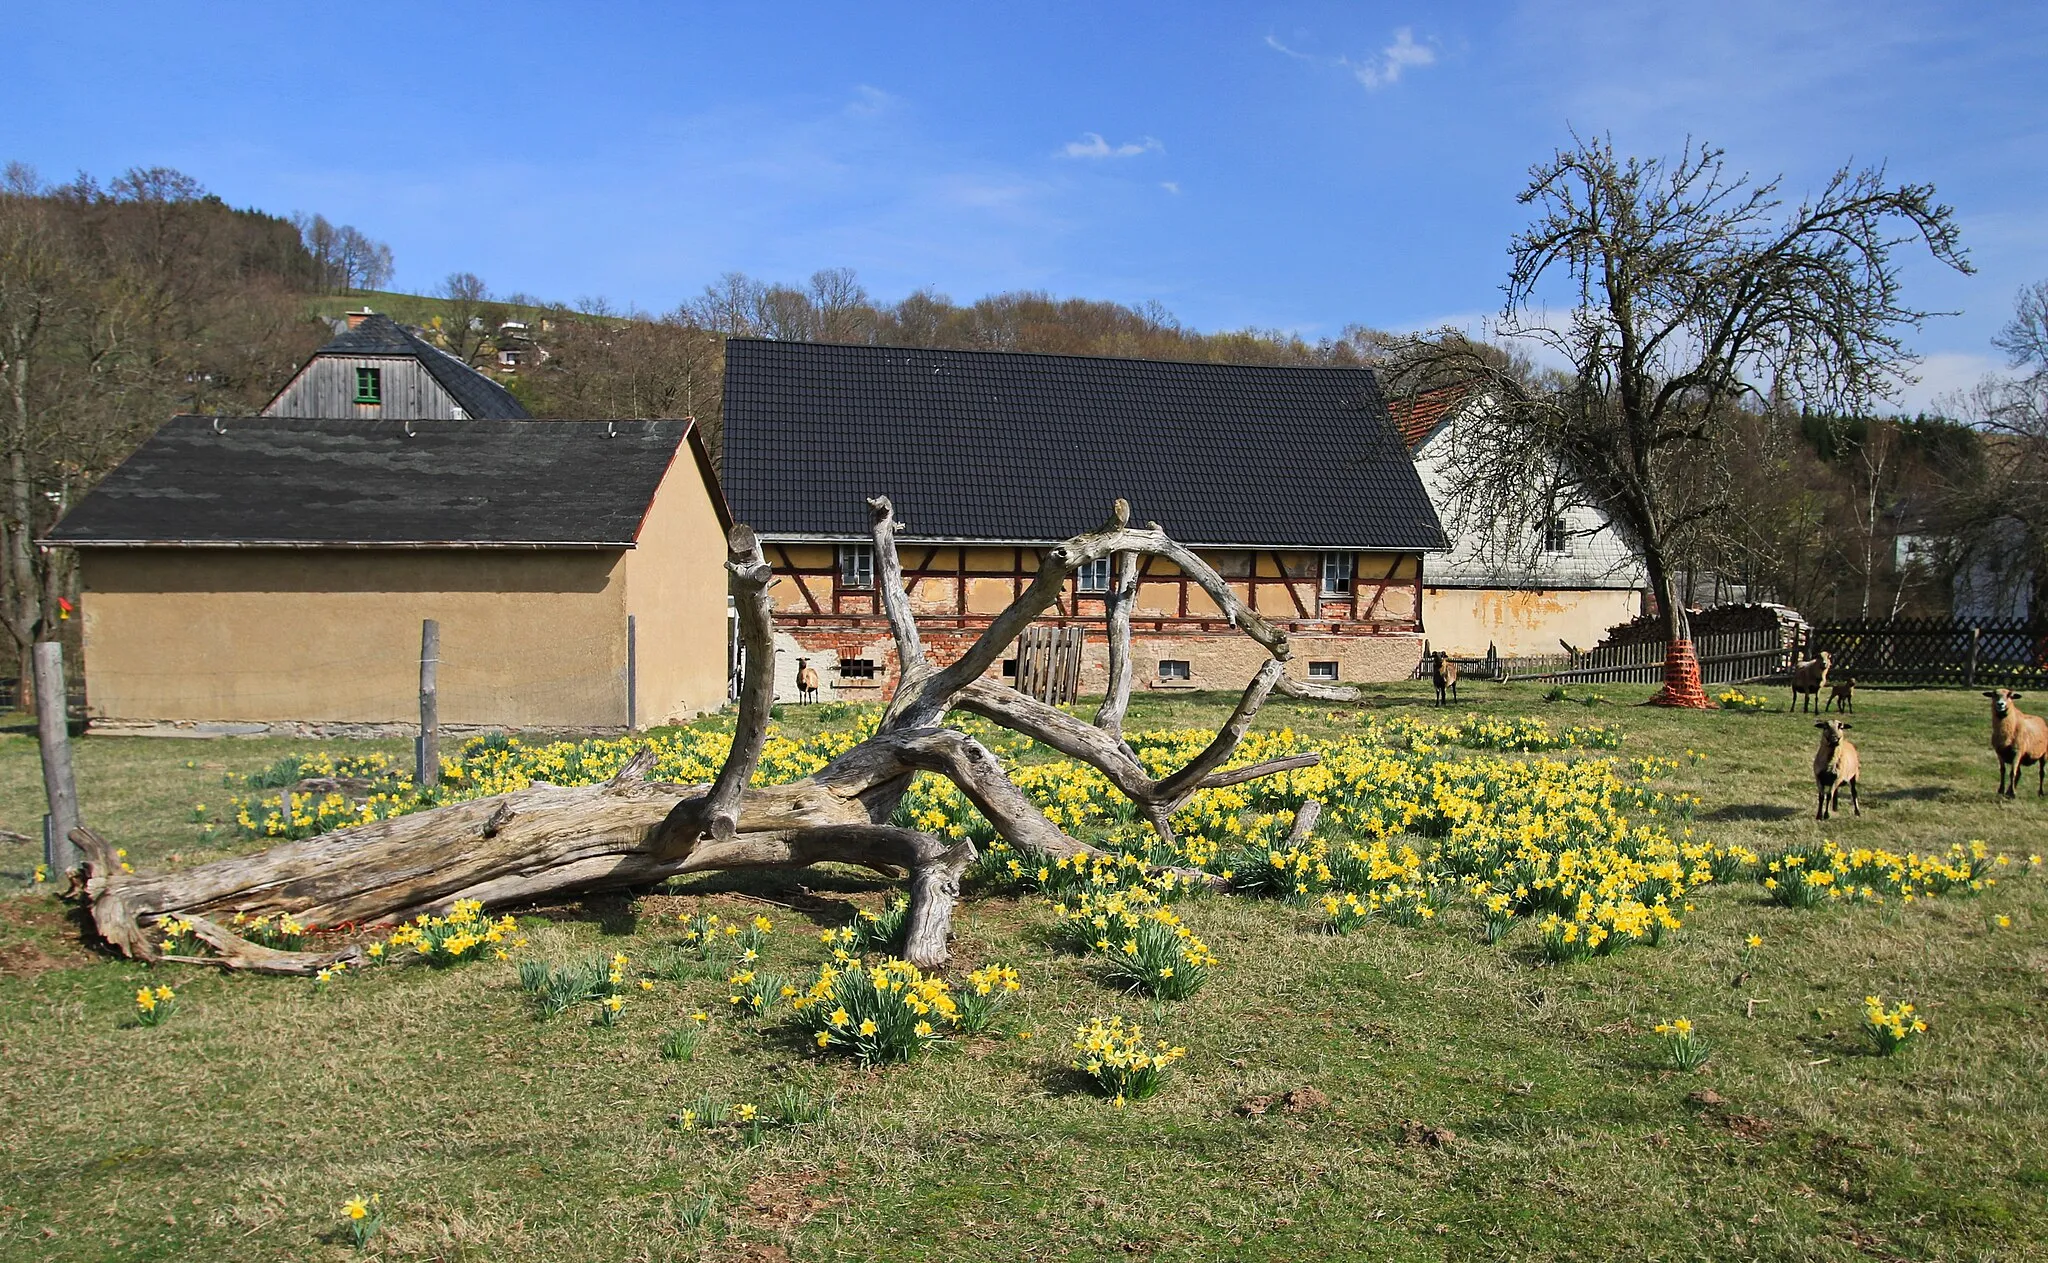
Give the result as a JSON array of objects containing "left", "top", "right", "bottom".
[
  {"left": 1813, "top": 719, "right": 1861, "bottom": 821},
  {"left": 1789, "top": 650, "right": 1832, "bottom": 713},
  {"left": 1824, "top": 675, "right": 1856, "bottom": 713},
  {"left": 795, "top": 659, "right": 820, "bottom": 705},
  {"left": 1984, "top": 689, "right": 2047, "bottom": 799},
  {"left": 1431, "top": 651, "right": 1459, "bottom": 707}
]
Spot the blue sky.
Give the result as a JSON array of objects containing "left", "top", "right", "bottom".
[{"left": 9, "top": 1, "right": 2045, "bottom": 409}]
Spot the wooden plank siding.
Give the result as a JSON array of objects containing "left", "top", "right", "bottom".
[
  {"left": 264, "top": 356, "right": 471, "bottom": 420},
  {"left": 762, "top": 543, "right": 1423, "bottom": 635}
]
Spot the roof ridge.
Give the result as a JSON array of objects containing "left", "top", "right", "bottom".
[{"left": 724, "top": 336, "right": 1383, "bottom": 375}]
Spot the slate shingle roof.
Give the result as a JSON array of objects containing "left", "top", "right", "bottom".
[
  {"left": 306, "top": 313, "right": 530, "bottom": 419},
  {"left": 721, "top": 339, "right": 1447, "bottom": 550},
  {"left": 47, "top": 417, "right": 708, "bottom": 546}
]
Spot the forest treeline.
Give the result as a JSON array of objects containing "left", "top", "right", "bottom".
[{"left": 1, "top": 162, "right": 2040, "bottom": 690}]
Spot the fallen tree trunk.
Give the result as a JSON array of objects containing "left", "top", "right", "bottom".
[{"left": 71, "top": 498, "right": 1323, "bottom": 972}]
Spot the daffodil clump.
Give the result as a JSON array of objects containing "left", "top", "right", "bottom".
[
  {"left": 378, "top": 899, "right": 523, "bottom": 966},
  {"left": 341, "top": 1193, "right": 383, "bottom": 1249},
  {"left": 679, "top": 910, "right": 775, "bottom": 962},
  {"left": 518, "top": 953, "right": 626, "bottom": 1018},
  {"left": 843, "top": 898, "right": 911, "bottom": 954},
  {"left": 791, "top": 957, "right": 959, "bottom": 1063},
  {"left": 1070, "top": 1015, "right": 1186, "bottom": 1104},
  {"left": 156, "top": 915, "right": 204, "bottom": 957},
  {"left": 1716, "top": 688, "right": 1770, "bottom": 712},
  {"left": 1653, "top": 1016, "right": 1710, "bottom": 1071},
  {"left": 1048, "top": 877, "right": 1217, "bottom": 999},
  {"left": 133, "top": 984, "right": 176, "bottom": 1027},
  {"left": 229, "top": 911, "right": 308, "bottom": 951},
  {"left": 1863, "top": 995, "right": 1928, "bottom": 1055},
  {"left": 726, "top": 967, "right": 793, "bottom": 1019},
  {"left": 1763, "top": 840, "right": 2007, "bottom": 909},
  {"left": 957, "top": 964, "right": 1023, "bottom": 1033}
]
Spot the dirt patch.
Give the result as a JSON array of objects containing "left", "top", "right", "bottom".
[
  {"left": 1723, "top": 1113, "right": 1775, "bottom": 1140},
  {"left": 1238, "top": 1087, "right": 1329, "bottom": 1117},
  {"left": 741, "top": 1166, "right": 844, "bottom": 1232},
  {"left": 1399, "top": 1120, "right": 1456, "bottom": 1148},
  {"left": 0, "top": 938, "right": 85, "bottom": 980}
]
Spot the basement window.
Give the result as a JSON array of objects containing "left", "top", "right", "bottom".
[
  {"left": 838, "top": 658, "right": 877, "bottom": 679},
  {"left": 1543, "top": 517, "right": 1571, "bottom": 555},
  {"left": 1158, "top": 659, "right": 1191, "bottom": 681},
  {"left": 1321, "top": 551, "right": 1355, "bottom": 595},
  {"left": 839, "top": 544, "right": 875, "bottom": 589},
  {"left": 354, "top": 366, "right": 381, "bottom": 404},
  {"left": 1076, "top": 556, "right": 1112, "bottom": 593},
  {"left": 1308, "top": 661, "right": 1340, "bottom": 681}
]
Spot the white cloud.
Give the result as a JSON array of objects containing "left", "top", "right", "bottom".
[
  {"left": 1265, "top": 26, "right": 1438, "bottom": 92},
  {"left": 1160, "top": 181, "right": 1181, "bottom": 195},
  {"left": 1346, "top": 27, "right": 1436, "bottom": 90},
  {"left": 1059, "top": 132, "right": 1162, "bottom": 160}
]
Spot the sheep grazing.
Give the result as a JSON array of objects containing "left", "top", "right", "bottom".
[
  {"left": 1824, "top": 675, "right": 1857, "bottom": 713},
  {"left": 1431, "top": 651, "right": 1459, "bottom": 707},
  {"left": 1984, "top": 688, "right": 2048, "bottom": 799},
  {"left": 1813, "top": 719, "right": 1861, "bottom": 820},
  {"left": 795, "top": 659, "right": 820, "bottom": 705},
  {"left": 1789, "top": 650, "right": 1832, "bottom": 713}
]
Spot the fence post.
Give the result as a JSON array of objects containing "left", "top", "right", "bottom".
[
  {"left": 626, "top": 614, "right": 638, "bottom": 731},
  {"left": 1966, "top": 626, "right": 1981, "bottom": 689},
  {"left": 32, "top": 642, "right": 81, "bottom": 878},
  {"left": 416, "top": 619, "right": 439, "bottom": 787}
]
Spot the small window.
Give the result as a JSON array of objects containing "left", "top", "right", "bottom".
[
  {"left": 1321, "top": 551, "right": 1355, "bottom": 595},
  {"left": 838, "top": 658, "right": 877, "bottom": 679},
  {"left": 1158, "top": 659, "right": 1191, "bottom": 681},
  {"left": 1543, "top": 518, "right": 1571, "bottom": 555},
  {"left": 1076, "top": 556, "right": 1112, "bottom": 593},
  {"left": 354, "top": 366, "right": 381, "bottom": 404},
  {"left": 839, "top": 544, "right": 875, "bottom": 589},
  {"left": 1001, "top": 658, "right": 1017, "bottom": 678},
  {"left": 1308, "top": 661, "right": 1339, "bottom": 681}
]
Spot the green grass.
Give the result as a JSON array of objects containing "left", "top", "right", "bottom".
[{"left": 1, "top": 682, "right": 2045, "bottom": 1260}]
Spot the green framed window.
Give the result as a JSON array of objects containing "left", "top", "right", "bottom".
[{"left": 354, "top": 366, "right": 381, "bottom": 404}]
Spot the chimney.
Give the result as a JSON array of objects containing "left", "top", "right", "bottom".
[{"left": 345, "top": 307, "right": 375, "bottom": 330}]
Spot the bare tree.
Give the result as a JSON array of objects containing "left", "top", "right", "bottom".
[
  {"left": 69, "top": 498, "right": 1338, "bottom": 974},
  {"left": 436, "top": 271, "right": 494, "bottom": 364},
  {"left": 333, "top": 225, "right": 394, "bottom": 293},
  {"left": 1391, "top": 136, "right": 1969, "bottom": 699}
]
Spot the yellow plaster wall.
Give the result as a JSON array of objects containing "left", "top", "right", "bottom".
[
  {"left": 622, "top": 453, "right": 734, "bottom": 725},
  {"left": 78, "top": 549, "right": 629, "bottom": 727}
]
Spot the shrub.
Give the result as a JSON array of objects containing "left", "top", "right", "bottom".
[
  {"left": 1070, "top": 1015, "right": 1186, "bottom": 1104},
  {"left": 790, "top": 958, "right": 959, "bottom": 1063}
]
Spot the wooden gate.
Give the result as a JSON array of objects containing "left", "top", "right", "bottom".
[{"left": 1014, "top": 625, "right": 1085, "bottom": 704}]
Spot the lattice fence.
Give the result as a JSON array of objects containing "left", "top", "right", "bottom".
[{"left": 1799, "top": 618, "right": 2047, "bottom": 687}]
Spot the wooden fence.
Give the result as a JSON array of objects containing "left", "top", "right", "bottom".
[
  {"left": 1014, "top": 625, "right": 1086, "bottom": 704},
  {"left": 1477, "top": 628, "right": 1792, "bottom": 686},
  {"left": 1799, "top": 617, "right": 2046, "bottom": 687}
]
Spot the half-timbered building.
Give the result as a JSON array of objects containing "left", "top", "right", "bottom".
[{"left": 721, "top": 339, "right": 1447, "bottom": 702}]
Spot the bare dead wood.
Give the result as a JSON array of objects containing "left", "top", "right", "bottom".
[{"left": 73, "top": 501, "right": 1317, "bottom": 974}]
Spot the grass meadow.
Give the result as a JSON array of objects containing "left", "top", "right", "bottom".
[{"left": 1, "top": 681, "right": 2045, "bottom": 1261}]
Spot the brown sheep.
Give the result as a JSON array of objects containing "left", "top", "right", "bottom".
[
  {"left": 1824, "top": 675, "right": 1856, "bottom": 713},
  {"left": 1431, "top": 651, "right": 1459, "bottom": 707},
  {"left": 1789, "top": 650, "right": 1832, "bottom": 713},
  {"left": 795, "top": 659, "right": 820, "bottom": 705},
  {"left": 1984, "top": 689, "right": 2048, "bottom": 799},
  {"left": 1813, "top": 719, "right": 1861, "bottom": 820}
]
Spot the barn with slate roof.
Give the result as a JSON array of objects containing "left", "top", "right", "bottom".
[
  {"left": 720, "top": 338, "right": 1448, "bottom": 701},
  {"left": 46, "top": 417, "right": 730, "bottom": 732}
]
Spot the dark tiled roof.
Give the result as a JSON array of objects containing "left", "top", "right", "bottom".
[
  {"left": 721, "top": 340, "right": 1447, "bottom": 550},
  {"left": 1386, "top": 384, "right": 1470, "bottom": 450},
  {"left": 47, "top": 417, "right": 709, "bottom": 546},
  {"left": 310, "top": 313, "right": 530, "bottom": 419}
]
